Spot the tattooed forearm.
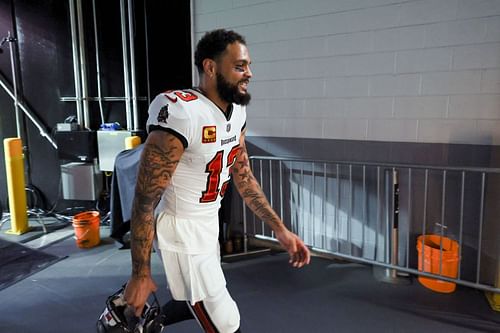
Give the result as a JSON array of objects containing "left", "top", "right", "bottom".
[
  {"left": 241, "top": 188, "right": 282, "bottom": 228},
  {"left": 231, "top": 143, "right": 284, "bottom": 231},
  {"left": 130, "top": 133, "right": 182, "bottom": 277}
]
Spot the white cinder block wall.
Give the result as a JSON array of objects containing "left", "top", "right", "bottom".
[{"left": 192, "top": 0, "right": 500, "bottom": 145}]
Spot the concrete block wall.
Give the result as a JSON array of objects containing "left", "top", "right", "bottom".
[
  {"left": 195, "top": 0, "right": 500, "bottom": 286},
  {"left": 193, "top": 0, "right": 500, "bottom": 145}
]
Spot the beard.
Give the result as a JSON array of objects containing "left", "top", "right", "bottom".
[{"left": 216, "top": 72, "right": 251, "bottom": 106}]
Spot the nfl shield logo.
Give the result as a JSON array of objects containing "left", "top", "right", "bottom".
[{"left": 226, "top": 123, "right": 231, "bottom": 132}]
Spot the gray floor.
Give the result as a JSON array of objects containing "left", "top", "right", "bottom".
[{"left": 0, "top": 222, "right": 499, "bottom": 333}]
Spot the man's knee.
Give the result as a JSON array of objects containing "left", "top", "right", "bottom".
[
  {"left": 203, "top": 289, "right": 240, "bottom": 333},
  {"left": 214, "top": 297, "right": 240, "bottom": 332}
]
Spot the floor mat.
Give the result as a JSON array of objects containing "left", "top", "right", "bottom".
[{"left": 0, "top": 238, "right": 64, "bottom": 291}]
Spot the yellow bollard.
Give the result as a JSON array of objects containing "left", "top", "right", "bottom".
[
  {"left": 125, "top": 135, "right": 141, "bottom": 150},
  {"left": 3, "top": 138, "right": 29, "bottom": 235}
]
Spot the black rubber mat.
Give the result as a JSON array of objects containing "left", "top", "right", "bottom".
[{"left": 0, "top": 238, "right": 64, "bottom": 291}]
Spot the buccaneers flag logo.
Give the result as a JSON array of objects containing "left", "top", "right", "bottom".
[{"left": 157, "top": 105, "right": 169, "bottom": 123}]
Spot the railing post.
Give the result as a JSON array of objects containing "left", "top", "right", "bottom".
[{"left": 373, "top": 168, "right": 409, "bottom": 284}]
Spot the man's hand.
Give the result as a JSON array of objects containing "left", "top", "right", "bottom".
[
  {"left": 276, "top": 228, "right": 311, "bottom": 268},
  {"left": 124, "top": 275, "right": 158, "bottom": 317}
]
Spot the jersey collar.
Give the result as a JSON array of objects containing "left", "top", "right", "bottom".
[{"left": 192, "top": 87, "right": 234, "bottom": 122}]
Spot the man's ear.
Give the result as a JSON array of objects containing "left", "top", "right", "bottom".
[{"left": 202, "top": 59, "right": 216, "bottom": 79}]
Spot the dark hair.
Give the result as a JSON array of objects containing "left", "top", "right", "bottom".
[{"left": 194, "top": 29, "right": 246, "bottom": 74}]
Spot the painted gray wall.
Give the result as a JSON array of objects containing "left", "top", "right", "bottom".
[
  {"left": 193, "top": 0, "right": 500, "bottom": 145},
  {"left": 193, "top": 1, "right": 500, "bottom": 287}
]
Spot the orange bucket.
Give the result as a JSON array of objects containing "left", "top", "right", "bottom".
[
  {"left": 73, "top": 211, "right": 100, "bottom": 248},
  {"left": 417, "top": 234, "right": 459, "bottom": 293}
]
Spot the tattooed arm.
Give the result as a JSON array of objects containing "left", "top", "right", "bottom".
[
  {"left": 124, "top": 130, "right": 184, "bottom": 316},
  {"left": 231, "top": 131, "right": 310, "bottom": 268}
]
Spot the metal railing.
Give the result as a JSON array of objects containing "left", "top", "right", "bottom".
[{"left": 240, "top": 156, "right": 500, "bottom": 294}]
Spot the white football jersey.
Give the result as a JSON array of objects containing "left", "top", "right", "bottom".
[{"left": 146, "top": 88, "right": 246, "bottom": 253}]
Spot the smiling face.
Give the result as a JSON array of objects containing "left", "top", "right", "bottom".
[{"left": 215, "top": 42, "right": 252, "bottom": 105}]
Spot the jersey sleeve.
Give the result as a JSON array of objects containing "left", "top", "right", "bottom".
[{"left": 146, "top": 93, "right": 193, "bottom": 148}]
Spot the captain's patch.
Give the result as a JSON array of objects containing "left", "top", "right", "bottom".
[{"left": 202, "top": 126, "right": 216, "bottom": 143}]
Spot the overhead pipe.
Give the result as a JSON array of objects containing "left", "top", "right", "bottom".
[
  {"left": 0, "top": 73, "right": 57, "bottom": 149},
  {"left": 120, "top": 0, "right": 132, "bottom": 131},
  {"left": 143, "top": 0, "right": 151, "bottom": 105},
  {"left": 128, "top": 0, "right": 139, "bottom": 130},
  {"left": 190, "top": 0, "right": 196, "bottom": 85},
  {"left": 92, "top": 0, "right": 105, "bottom": 125},
  {"left": 76, "top": 0, "right": 90, "bottom": 129},
  {"left": 61, "top": 96, "right": 146, "bottom": 102},
  {"left": 68, "top": 0, "right": 83, "bottom": 126},
  {"left": 1, "top": 31, "right": 21, "bottom": 137},
  {"left": 67, "top": 0, "right": 146, "bottom": 130}
]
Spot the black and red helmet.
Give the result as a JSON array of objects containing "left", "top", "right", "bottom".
[{"left": 96, "top": 285, "right": 164, "bottom": 333}]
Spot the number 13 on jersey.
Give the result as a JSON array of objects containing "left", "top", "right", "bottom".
[{"left": 199, "top": 145, "right": 241, "bottom": 203}]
